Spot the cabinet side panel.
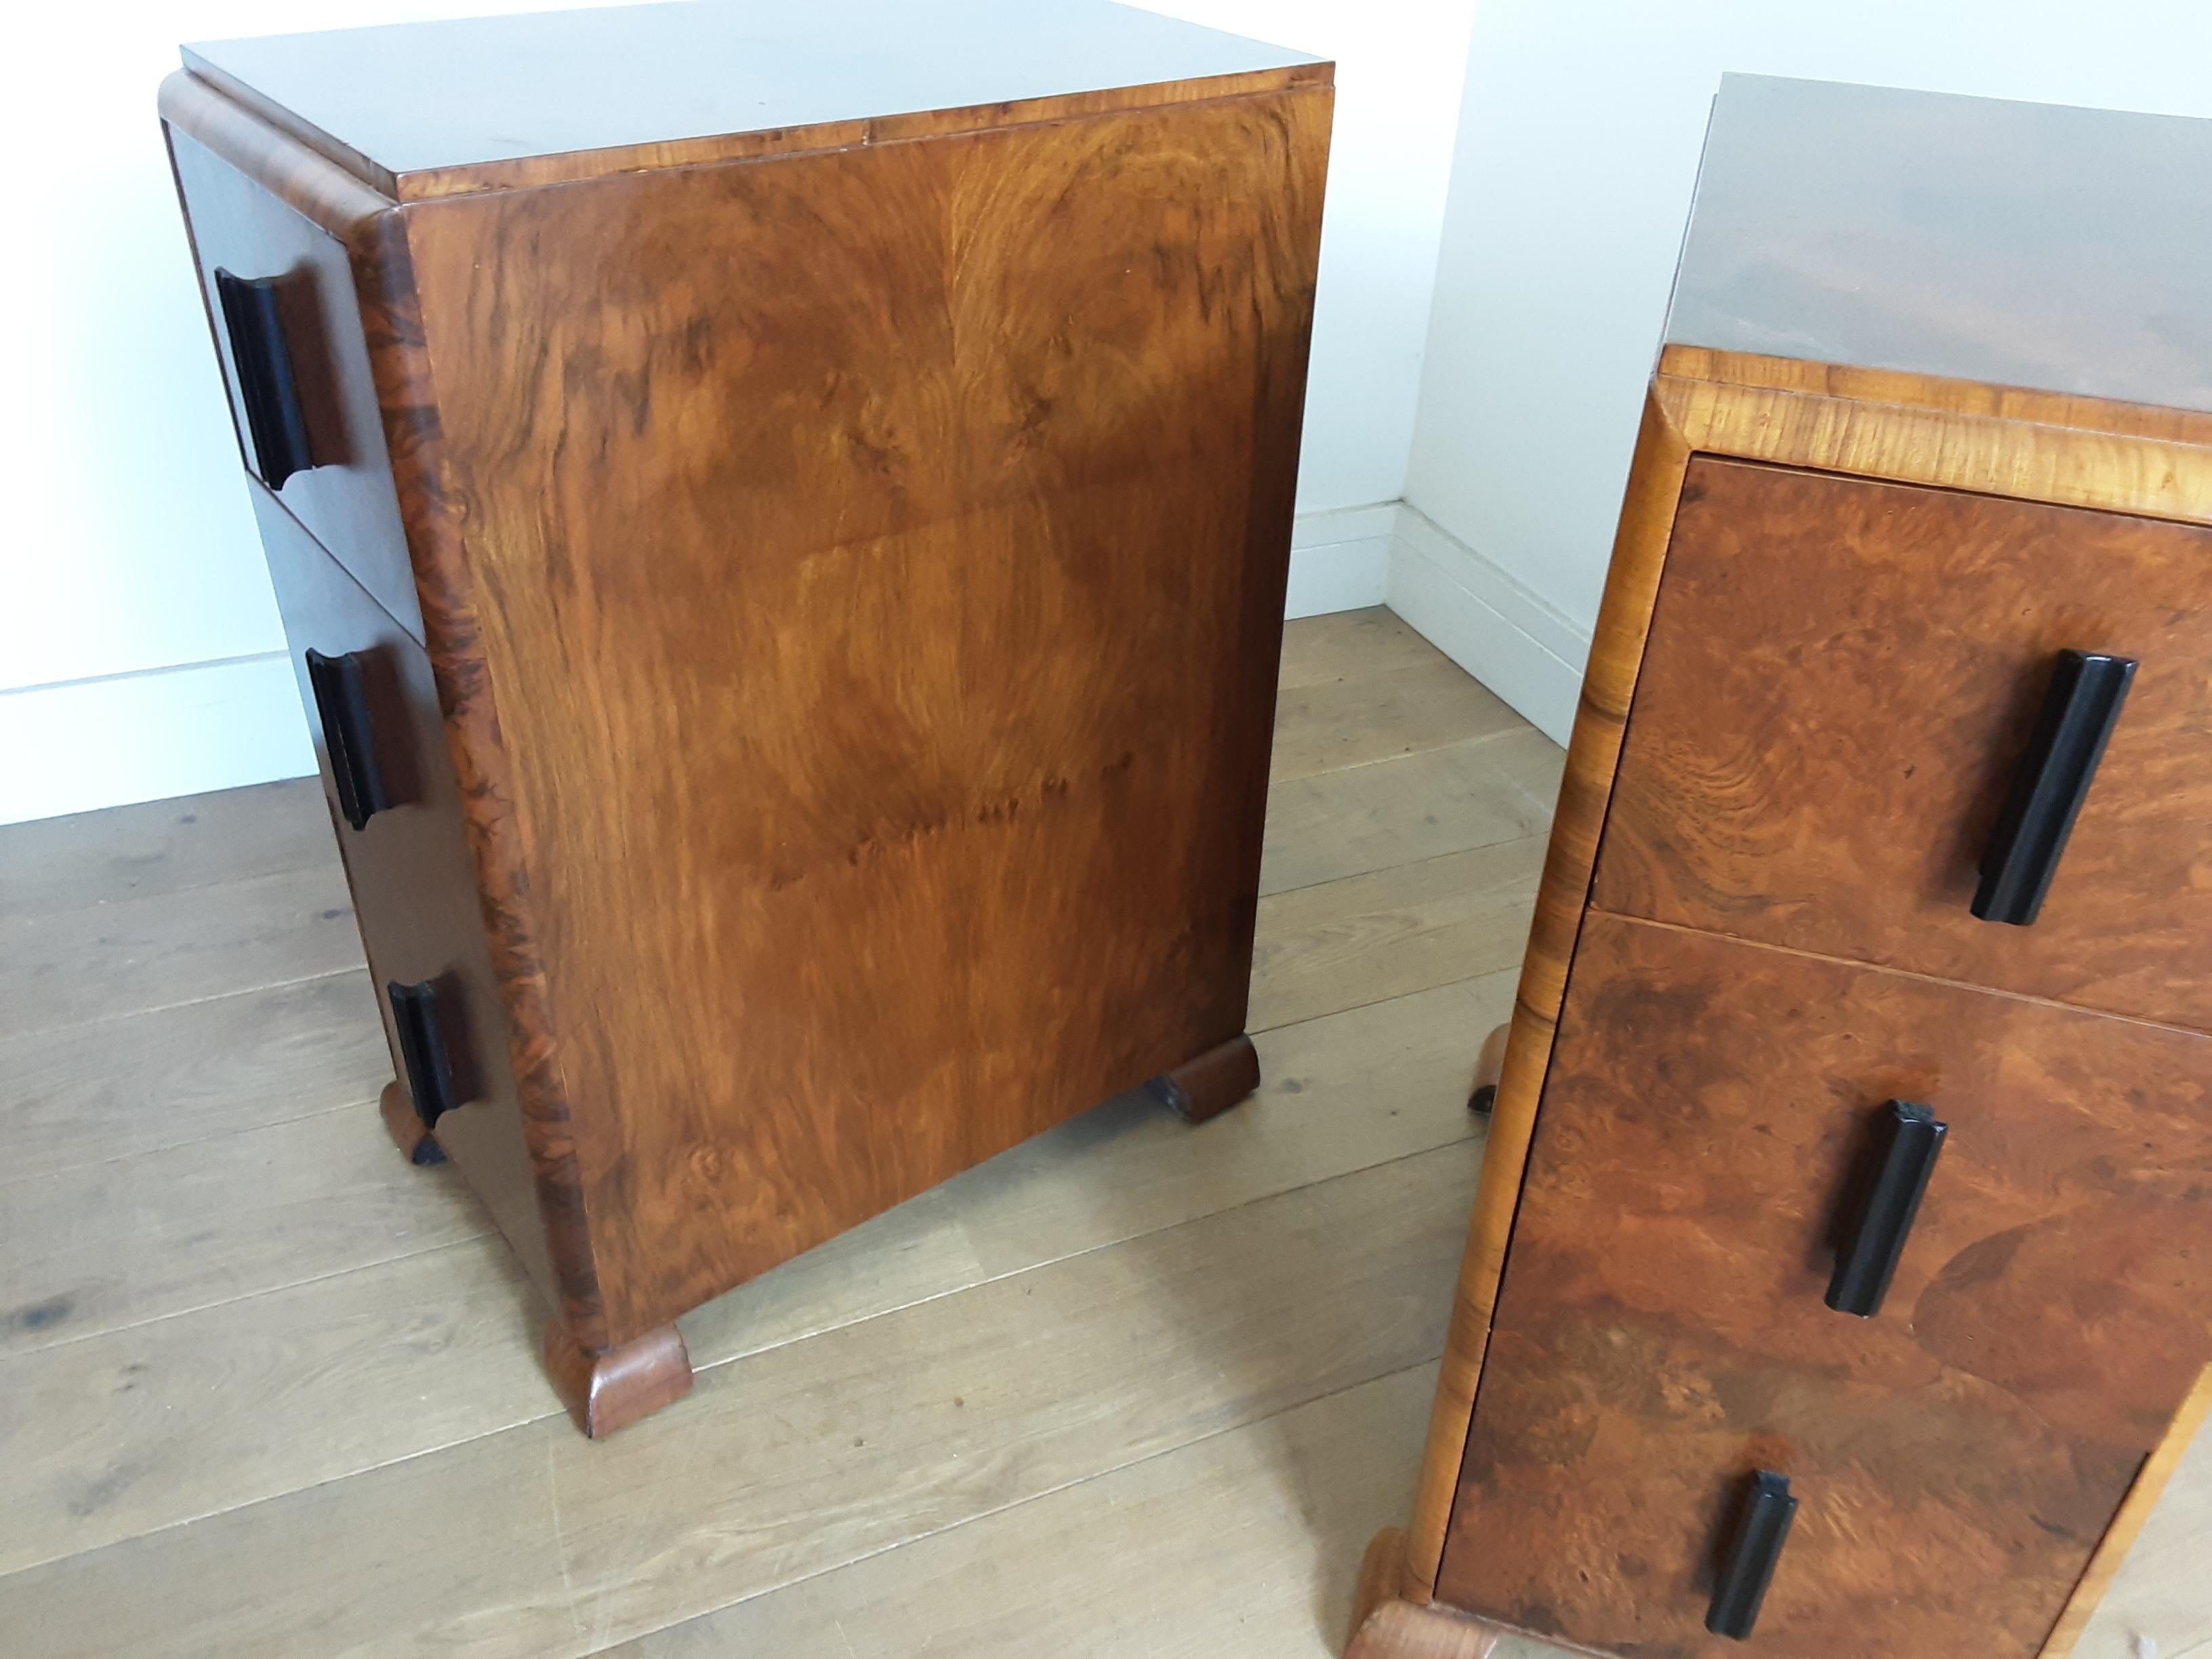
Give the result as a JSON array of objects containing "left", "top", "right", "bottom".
[
  {"left": 406, "top": 89, "right": 1331, "bottom": 1343},
  {"left": 1400, "top": 391, "right": 1692, "bottom": 1601}
]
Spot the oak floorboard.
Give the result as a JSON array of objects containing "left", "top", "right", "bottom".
[
  {"left": 1271, "top": 658, "right": 1524, "bottom": 783},
  {"left": 1276, "top": 606, "right": 1456, "bottom": 690},
  {"left": 0, "top": 777, "right": 330, "bottom": 922},
  {"left": 2073, "top": 1418, "right": 2212, "bottom": 1659},
  {"left": 0, "top": 1231, "right": 552, "bottom": 1578},
  {"left": 0, "top": 969, "right": 390, "bottom": 1183},
  {"left": 0, "top": 1099, "right": 486, "bottom": 1358},
  {"left": 1249, "top": 838, "right": 1547, "bottom": 1033},
  {"left": 604, "top": 1360, "right": 1443, "bottom": 1658},
  {"left": 0, "top": 972, "right": 1508, "bottom": 1576},
  {"left": 0, "top": 1145, "right": 1479, "bottom": 1657},
  {"left": 0, "top": 863, "right": 362, "bottom": 1040},
  {"left": 1261, "top": 727, "right": 1562, "bottom": 897}
]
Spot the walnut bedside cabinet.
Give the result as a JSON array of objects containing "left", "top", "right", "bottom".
[
  {"left": 1351, "top": 77, "right": 2212, "bottom": 1659},
  {"left": 162, "top": 0, "right": 1330, "bottom": 1437}
]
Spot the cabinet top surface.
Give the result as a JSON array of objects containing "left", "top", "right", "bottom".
[
  {"left": 182, "top": 0, "right": 1322, "bottom": 194},
  {"left": 1667, "top": 75, "right": 2212, "bottom": 414}
]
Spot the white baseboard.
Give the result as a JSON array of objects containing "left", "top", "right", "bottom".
[
  {"left": 0, "top": 655, "right": 313, "bottom": 826},
  {"left": 1384, "top": 502, "right": 1588, "bottom": 745},
  {"left": 1285, "top": 502, "right": 1395, "bottom": 619}
]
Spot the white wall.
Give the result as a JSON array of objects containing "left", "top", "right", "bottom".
[
  {"left": 1398, "top": 0, "right": 2212, "bottom": 743},
  {"left": 0, "top": 0, "right": 1473, "bottom": 825}
]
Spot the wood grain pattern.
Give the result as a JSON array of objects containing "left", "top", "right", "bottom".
[
  {"left": 1272, "top": 658, "right": 1525, "bottom": 783},
  {"left": 1144, "top": 1031, "right": 1261, "bottom": 1126},
  {"left": 0, "top": 1097, "right": 483, "bottom": 1359},
  {"left": 2068, "top": 1389, "right": 2212, "bottom": 1657},
  {"left": 182, "top": 38, "right": 1328, "bottom": 205},
  {"left": 2041, "top": 1363, "right": 2212, "bottom": 1659},
  {"left": 543, "top": 1319, "right": 693, "bottom": 1439},
  {"left": 1466, "top": 1023, "right": 1509, "bottom": 1113},
  {"left": 0, "top": 1231, "right": 544, "bottom": 1578},
  {"left": 1594, "top": 457, "right": 2212, "bottom": 1033},
  {"left": 1435, "top": 910, "right": 2212, "bottom": 1658},
  {"left": 1277, "top": 607, "right": 1464, "bottom": 689},
  {"left": 1401, "top": 389, "right": 1693, "bottom": 1599},
  {"left": 399, "top": 85, "right": 1329, "bottom": 1349},
  {"left": 158, "top": 71, "right": 390, "bottom": 246},
  {"left": 0, "top": 778, "right": 328, "bottom": 920},
  {"left": 377, "top": 1078, "right": 441, "bottom": 1164},
  {"left": 0, "top": 862, "right": 359, "bottom": 1040},
  {"left": 0, "top": 1145, "right": 1473, "bottom": 1654},
  {"left": 1262, "top": 729, "right": 1561, "bottom": 897},
  {"left": 609, "top": 1362, "right": 1437, "bottom": 1659},
  {"left": 0, "top": 741, "right": 1517, "bottom": 1595},
  {"left": 0, "top": 973, "right": 1508, "bottom": 1589},
  {"left": 1249, "top": 839, "right": 1544, "bottom": 1032},
  {"left": 1656, "top": 346, "right": 2212, "bottom": 527},
  {"left": 0, "top": 970, "right": 387, "bottom": 1183},
  {"left": 348, "top": 173, "right": 613, "bottom": 1355},
  {"left": 1397, "top": 344, "right": 2212, "bottom": 1626},
  {"left": 1347, "top": 1528, "right": 1505, "bottom": 1659}
]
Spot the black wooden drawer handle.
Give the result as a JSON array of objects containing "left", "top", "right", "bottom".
[
  {"left": 388, "top": 981, "right": 460, "bottom": 1130},
  {"left": 1707, "top": 1470, "right": 1799, "bottom": 1639},
  {"left": 304, "top": 649, "right": 393, "bottom": 831},
  {"left": 1973, "top": 649, "right": 2135, "bottom": 926},
  {"left": 213, "top": 269, "right": 314, "bottom": 489},
  {"left": 1827, "top": 1100, "right": 1948, "bottom": 1318}
]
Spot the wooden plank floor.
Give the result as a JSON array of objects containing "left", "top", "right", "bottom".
[{"left": 0, "top": 609, "right": 2199, "bottom": 1659}]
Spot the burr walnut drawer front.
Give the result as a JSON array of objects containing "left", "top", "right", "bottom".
[
  {"left": 169, "top": 126, "right": 422, "bottom": 642},
  {"left": 1593, "top": 455, "right": 2212, "bottom": 1032},
  {"left": 1436, "top": 909, "right": 2212, "bottom": 1658},
  {"left": 248, "top": 482, "right": 552, "bottom": 1299}
]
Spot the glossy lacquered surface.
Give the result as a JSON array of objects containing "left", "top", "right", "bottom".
[
  {"left": 1670, "top": 75, "right": 2212, "bottom": 413},
  {"left": 184, "top": 0, "right": 1321, "bottom": 197},
  {"left": 1594, "top": 456, "right": 2212, "bottom": 1033}
]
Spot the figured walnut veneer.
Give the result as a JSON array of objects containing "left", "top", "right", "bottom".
[
  {"left": 1370, "top": 360, "right": 2212, "bottom": 1659},
  {"left": 1597, "top": 458, "right": 2212, "bottom": 1033},
  {"left": 164, "top": 10, "right": 1329, "bottom": 1427},
  {"left": 1369, "top": 81, "right": 2212, "bottom": 1659},
  {"left": 1437, "top": 912, "right": 2212, "bottom": 1657}
]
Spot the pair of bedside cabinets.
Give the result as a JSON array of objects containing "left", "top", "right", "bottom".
[
  {"left": 163, "top": 1, "right": 1330, "bottom": 1435},
  {"left": 1353, "top": 78, "right": 2212, "bottom": 1659},
  {"left": 169, "top": 7, "right": 2210, "bottom": 1652}
]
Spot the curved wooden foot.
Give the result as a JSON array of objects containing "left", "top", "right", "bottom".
[
  {"left": 1145, "top": 1032, "right": 1261, "bottom": 1125},
  {"left": 380, "top": 1080, "right": 445, "bottom": 1166},
  {"left": 1467, "top": 1023, "right": 1510, "bottom": 1116},
  {"left": 1347, "top": 1528, "right": 1505, "bottom": 1659},
  {"left": 544, "top": 1319, "right": 694, "bottom": 1439}
]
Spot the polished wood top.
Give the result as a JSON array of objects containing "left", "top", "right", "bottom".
[
  {"left": 182, "top": 0, "right": 1325, "bottom": 202},
  {"left": 1667, "top": 75, "right": 2212, "bottom": 414}
]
